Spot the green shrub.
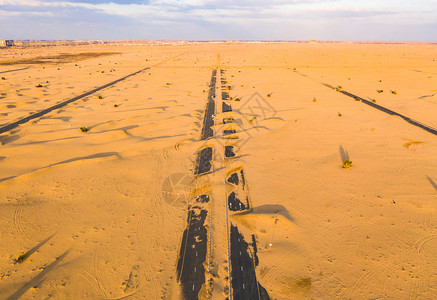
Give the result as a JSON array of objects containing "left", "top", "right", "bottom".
[
  {"left": 1, "top": 77, "right": 5, "bottom": 80},
  {"left": 98, "top": 95, "right": 103, "bottom": 99},
  {"left": 16, "top": 253, "right": 28, "bottom": 262},
  {"left": 267, "top": 93, "right": 271, "bottom": 97},
  {"left": 36, "top": 84, "right": 43, "bottom": 88},
  {"left": 312, "top": 97, "right": 317, "bottom": 102},
  {"left": 114, "top": 104, "right": 118, "bottom": 107},
  {"left": 343, "top": 160, "right": 352, "bottom": 169},
  {"left": 80, "top": 127, "right": 89, "bottom": 132},
  {"left": 391, "top": 90, "right": 397, "bottom": 95},
  {"left": 377, "top": 90, "right": 383, "bottom": 93},
  {"left": 338, "top": 112, "right": 342, "bottom": 117}
]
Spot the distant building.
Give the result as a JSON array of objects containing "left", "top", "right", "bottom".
[{"left": 0, "top": 40, "right": 14, "bottom": 47}]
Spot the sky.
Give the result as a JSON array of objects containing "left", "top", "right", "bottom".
[{"left": 0, "top": 0, "right": 436, "bottom": 41}]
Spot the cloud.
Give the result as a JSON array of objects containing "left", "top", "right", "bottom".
[{"left": 0, "top": 0, "right": 436, "bottom": 41}]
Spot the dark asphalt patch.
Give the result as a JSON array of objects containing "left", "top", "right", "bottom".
[
  {"left": 222, "top": 92, "right": 229, "bottom": 100},
  {"left": 176, "top": 207, "right": 208, "bottom": 300},
  {"left": 222, "top": 102, "right": 232, "bottom": 112},
  {"left": 228, "top": 191, "right": 249, "bottom": 212},
  {"left": 230, "top": 225, "right": 270, "bottom": 300},
  {"left": 200, "top": 70, "right": 216, "bottom": 140},
  {"left": 195, "top": 194, "right": 210, "bottom": 203},
  {"left": 227, "top": 172, "right": 239, "bottom": 185},
  {"left": 225, "top": 145, "right": 236, "bottom": 158},
  {"left": 223, "top": 129, "right": 236, "bottom": 136},
  {"left": 194, "top": 147, "right": 213, "bottom": 175},
  {"left": 223, "top": 117, "right": 234, "bottom": 124}
]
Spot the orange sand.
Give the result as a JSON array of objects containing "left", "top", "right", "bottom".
[{"left": 0, "top": 42, "right": 436, "bottom": 299}]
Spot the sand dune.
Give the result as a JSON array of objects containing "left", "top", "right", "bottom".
[{"left": 0, "top": 42, "right": 436, "bottom": 299}]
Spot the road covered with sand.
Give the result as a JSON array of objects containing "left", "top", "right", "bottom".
[{"left": 0, "top": 42, "right": 436, "bottom": 299}]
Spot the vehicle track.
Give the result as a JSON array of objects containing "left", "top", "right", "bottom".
[
  {"left": 294, "top": 70, "right": 437, "bottom": 137},
  {"left": 0, "top": 67, "right": 29, "bottom": 74},
  {"left": 0, "top": 52, "right": 188, "bottom": 135}
]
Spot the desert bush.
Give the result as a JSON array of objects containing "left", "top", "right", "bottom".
[
  {"left": 16, "top": 253, "right": 28, "bottom": 262},
  {"left": 36, "top": 84, "right": 43, "bottom": 88},
  {"left": 98, "top": 95, "right": 103, "bottom": 99},
  {"left": 80, "top": 127, "right": 89, "bottom": 132},
  {"left": 295, "top": 277, "right": 312, "bottom": 288},
  {"left": 343, "top": 160, "right": 352, "bottom": 169},
  {"left": 377, "top": 90, "right": 383, "bottom": 93}
]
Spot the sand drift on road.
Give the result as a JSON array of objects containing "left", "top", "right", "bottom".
[{"left": 0, "top": 42, "right": 436, "bottom": 299}]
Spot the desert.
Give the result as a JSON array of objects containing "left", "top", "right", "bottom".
[{"left": 0, "top": 41, "right": 436, "bottom": 299}]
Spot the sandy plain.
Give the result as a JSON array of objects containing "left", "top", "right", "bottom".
[{"left": 0, "top": 42, "right": 436, "bottom": 299}]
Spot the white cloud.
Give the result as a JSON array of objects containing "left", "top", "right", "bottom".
[{"left": 0, "top": 0, "right": 436, "bottom": 40}]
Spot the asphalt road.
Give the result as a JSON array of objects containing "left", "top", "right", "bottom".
[
  {"left": 176, "top": 206, "right": 208, "bottom": 300},
  {"left": 230, "top": 224, "right": 270, "bottom": 300},
  {"left": 200, "top": 69, "right": 217, "bottom": 140}
]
